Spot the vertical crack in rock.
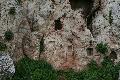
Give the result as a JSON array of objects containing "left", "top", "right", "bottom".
[
  {"left": 22, "top": 34, "right": 31, "bottom": 58},
  {"left": 86, "top": 0, "right": 101, "bottom": 36},
  {"left": 69, "top": 0, "right": 97, "bottom": 36},
  {"left": 0, "top": 3, "right": 1, "bottom": 18}
]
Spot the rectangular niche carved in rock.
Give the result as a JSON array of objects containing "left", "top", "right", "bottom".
[
  {"left": 68, "top": 45, "right": 73, "bottom": 52},
  {"left": 86, "top": 48, "right": 93, "bottom": 56}
]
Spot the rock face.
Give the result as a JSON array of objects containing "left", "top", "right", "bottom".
[
  {"left": 0, "top": 52, "right": 15, "bottom": 79},
  {"left": 92, "top": 0, "right": 120, "bottom": 63},
  {"left": 0, "top": 0, "right": 120, "bottom": 70}
]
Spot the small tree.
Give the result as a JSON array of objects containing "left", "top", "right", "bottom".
[
  {"left": 4, "top": 30, "right": 14, "bottom": 41},
  {"left": 96, "top": 42, "right": 108, "bottom": 55}
]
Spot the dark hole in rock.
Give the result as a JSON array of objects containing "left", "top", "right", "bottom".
[
  {"left": 69, "top": 0, "right": 94, "bottom": 11},
  {"left": 67, "top": 38, "right": 73, "bottom": 43},
  {"left": 54, "top": 18, "right": 62, "bottom": 30},
  {"left": 86, "top": 48, "right": 93, "bottom": 56},
  {"left": 109, "top": 50, "right": 117, "bottom": 60}
]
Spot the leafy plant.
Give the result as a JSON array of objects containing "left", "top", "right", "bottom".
[
  {"left": 4, "top": 30, "right": 14, "bottom": 41},
  {"left": 96, "top": 42, "right": 108, "bottom": 55},
  {"left": 63, "top": 59, "right": 119, "bottom": 80},
  {"left": 87, "top": 60, "right": 98, "bottom": 69},
  {"left": 32, "top": 69, "right": 57, "bottom": 80},
  {"left": 12, "top": 58, "right": 58, "bottom": 80},
  {"left": 12, "top": 57, "right": 120, "bottom": 80},
  {"left": 101, "top": 56, "right": 113, "bottom": 67},
  {"left": 9, "top": 7, "right": 16, "bottom": 15},
  {"left": 0, "top": 42, "right": 7, "bottom": 51}
]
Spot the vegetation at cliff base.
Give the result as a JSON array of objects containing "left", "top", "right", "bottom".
[
  {"left": 58, "top": 58, "right": 119, "bottom": 80},
  {"left": 12, "top": 58, "right": 58, "bottom": 80},
  {"left": 11, "top": 57, "right": 120, "bottom": 80}
]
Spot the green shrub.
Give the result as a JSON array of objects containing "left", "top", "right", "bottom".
[
  {"left": 4, "top": 30, "right": 14, "bottom": 41},
  {"left": 0, "top": 42, "right": 7, "bottom": 51},
  {"left": 12, "top": 57, "right": 120, "bottom": 80},
  {"left": 12, "top": 58, "right": 58, "bottom": 80},
  {"left": 87, "top": 60, "right": 98, "bottom": 69},
  {"left": 9, "top": 7, "right": 16, "bottom": 15},
  {"left": 32, "top": 69, "right": 58, "bottom": 80},
  {"left": 100, "top": 56, "right": 119, "bottom": 80},
  {"left": 61, "top": 60, "right": 120, "bottom": 80},
  {"left": 101, "top": 56, "right": 113, "bottom": 67},
  {"left": 96, "top": 42, "right": 108, "bottom": 55}
]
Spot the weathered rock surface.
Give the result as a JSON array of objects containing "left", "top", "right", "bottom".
[
  {"left": 0, "top": 52, "right": 15, "bottom": 80},
  {"left": 0, "top": 0, "right": 120, "bottom": 70},
  {"left": 92, "top": 0, "right": 120, "bottom": 62}
]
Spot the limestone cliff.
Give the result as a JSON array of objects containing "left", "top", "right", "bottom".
[{"left": 0, "top": 0, "right": 120, "bottom": 71}]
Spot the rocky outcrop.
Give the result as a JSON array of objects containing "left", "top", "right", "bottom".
[
  {"left": 92, "top": 0, "right": 120, "bottom": 62},
  {"left": 0, "top": 52, "right": 15, "bottom": 80},
  {"left": 0, "top": 0, "right": 120, "bottom": 70}
]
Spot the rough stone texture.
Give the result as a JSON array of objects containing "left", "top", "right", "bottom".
[
  {"left": 0, "top": 0, "right": 120, "bottom": 70},
  {"left": 92, "top": 0, "right": 120, "bottom": 62},
  {"left": 0, "top": 52, "right": 15, "bottom": 80}
]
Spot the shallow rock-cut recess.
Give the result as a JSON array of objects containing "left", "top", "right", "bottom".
[{"left": 0, "top": 0, "right": 120, "bottom": 71}]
